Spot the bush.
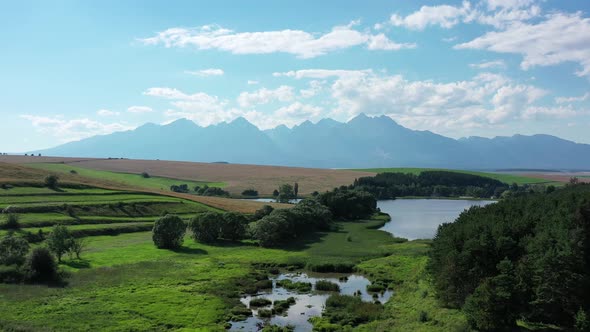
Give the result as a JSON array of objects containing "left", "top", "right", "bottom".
[
  {"left": 273, "top": 297, "right": 296, "bottom": 315},
  {"left": 152, "top": 215, "right": 186, "bottom": 249},
  {"left": 188, "top": 212, "right": 221, "bottom": 243},
  {"left": 23, "top": 247, "right": 59, "bottom": 283},
  {"left": 323, "top": 294, "right": 383, "bottom": 326},
  {"left": 0, "top": 235, "right": 30, "bottom": 266},
  {"left": 315, "top": 280, "right": 340, "bottom": 292},
  {"left": 219, "top": 212, "right": 247, "bottom": 241},
  {"left": 249, "top": 298, "right": 272, "bottom": 307},
  {"left": 276, "top": 279, "right": 312, "bottom": 293},
  {"left": 257, "top": 309, "right": 272, "bottom": 318},
  {"left": 44, "top": 175, "right": 59, "bottom": 189},
  {"left": 0, "top": 264, "right": 24, "bottom": 283},
  {"left": 242, "top": 189, "right": 259, "bottom": 197},
  {"left": 46, "top": 225, "right": 73, "bottom": 262},
  {"left": 306, "top": 262, "right": 355, "bottom": 273},
  {"left": 1, "top": 213, "right": 20, "bottom": 229},
  {"left": 253, "top": 205, "right": 274, "bottom": 220},
  {"left": 141, "top": 172, "right": 150, "bottom": 178}
]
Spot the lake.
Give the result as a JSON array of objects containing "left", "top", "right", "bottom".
[{"left": 377, "top": 199, "right": 495, "bottom": 240}]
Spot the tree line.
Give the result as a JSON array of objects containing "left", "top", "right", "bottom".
[
  {"left": 428, "top": 183, "right": 590, "bottom": 331},
  {"left": 353, "top": 171, "right": 508, "bottom": 199}
]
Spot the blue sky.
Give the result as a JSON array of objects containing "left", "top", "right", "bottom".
[{"left": 1, "top": 0, "right": 589, "bottom": 152}]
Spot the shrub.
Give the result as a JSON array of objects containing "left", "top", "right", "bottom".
[
  {"left": 276, "top": 279, "right": 312, "bottom": 293},
  {"left": 188, "top": 212, "right": 221, "bottom": 243},
  {"left": 0, "top": 235, "right": 30, "bottom": 266},
  {"left": 306, "top": 262, "right": 355, "bottom": 273},
  {"left": 366, "top": 283, "right": 386, "bottom": 293},
  {"left": 141, "top": 172, "right": 150, "bottom": 178},
  {"left": 46, "top": 225, "right": 73, "bottom": 262},
  {"left": 575, "top": 308, "right": 589, "bottom": 332},
  {"left": 242, "top": 189, "right": 259, "bottom": 197},
  {"left": 315, "top": 280, "right": 340, "bottom": 292},
  {"left": 219, "top": 212, "right": 247, "bottom": 241},
  {"left": 419, "top": 310, "right": 430, "bottom": 322},
  {"left": 253, "top": 205, "right": 274, "bottom": 220},
  {"left": 68, "top": 237, "right": 87, "bottom": 259},
  {"left": 323, "top": 294, "right": 383, "bottom": 326},
  {"left": 152, "top": 215, "right": 186, "bottom": 249},
  {"left": 249, "top": 298, "right": 272, "bottom": 307},
  {"left": 23, "top": 247, "right": 59, "bottom": 283},
  {"left": 273, "top": 297, "right": 296, "bottom": 314},
  {"left": 0, "top": 265, "right": 24, "bottom": 283},
  {"left": 44, "top": 175, "right": 59, "bottom": 189},
  {"left": 2, "top": 214, "right": 20, "bottom": 229},
  {"left": 257, "top": 309, "right": 272, "bottom": 318}
]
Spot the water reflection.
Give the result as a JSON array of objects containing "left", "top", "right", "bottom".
[
  {"left": 377, "top": 199, "right": 495, "bottom": 240},
  {"left": 230, "top": 272, "right": 392, "bottom": 331}
]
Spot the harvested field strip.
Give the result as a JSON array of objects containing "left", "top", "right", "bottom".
[
  {"left": 13, "top": 213, "right": 202, "bottom": 228},
  {"left": 0, "top": 161, "right": 290, "bottom": 213},
  {"left": 0, "top": 222, "right": 155, "bottom": 238},
  {"left": 0, "top": 187, "right": 119, "bottom": 196},
  {"left": 0, "top": 193, "right": 177, "bottom": 205},
  {"left": 26, "top": 163, "right": 226, "bottom": 192}
]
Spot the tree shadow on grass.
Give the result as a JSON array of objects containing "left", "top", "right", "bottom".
[
  {"left": 282, "top": 225, "right": 346, "bottom": 252},
  {"left": 62, "top": 259, "right": 91, "bottom": 269},
  {"left": 173, "top": 247, "right": 208, "bottom": 255}
]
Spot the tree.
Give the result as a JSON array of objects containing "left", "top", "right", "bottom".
[
  {"left": 46, "top": 225, "right": 73, "bottom": 262},
  {"left": 241, "top": 189, "right": 259, "bottom": 197},
  {"left": 23, "top": 247, "right": 58, "bottom": 283},
  {"left": 294, "top": 183, "right": 299, "bottom": 198},
  {"left": 188, "top": 212, "right": 221, "bottom": 243},
  {"left": 272, "top": 189, "right": 279, "bottom": 197},
  {"left": 141, "top": 172, "right": 150, "bottom": 178},
  {"left": 152, "top": 215, "right": 186, "bottom": 249},
  {"left": 219, "top": 212, "right": 247, "bottom": 241},
  {"left": 0, "top": 235, "right": 30, "bottom": 266},
  {"left": 68, "top": 238, "right": 87, "bottom": 259},
  {"left": 250, "top": 214, "right": 291, "bottom": 247},
  {"left": 277, "top": 184, "right": 295, "bottom": 203},
  {"left": 44, "top": 175, "right": 59, "bottom": 189},
  {"left": 254, "top": 205, "right": 274, "bottom": 220},
  {"left": 2, "top": 213, "right": 20, "bottom": 229},
  {"left": 463, "top": 259, "right": 519, "bottom": 331}
]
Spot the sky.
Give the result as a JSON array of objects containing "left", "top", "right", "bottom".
[{"left": 1, "top": 0, "right": 589, "bottom": 152}]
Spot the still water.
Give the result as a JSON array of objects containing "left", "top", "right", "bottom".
[
  {"left": 377, "top": 199, "right": 495, "bottom": 240},
  {"left": 230, "top": 272, "right": 392, "bottom": 331}
]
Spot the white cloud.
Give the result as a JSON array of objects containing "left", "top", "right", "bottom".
[
  {"left": 185, "top": 68, "right": 224, "bottom": 77},
  {"left": 319, "top": 69, "right": 563, "bottom": 131},
  {"left": 456, "top": 13, "right": 590, "bottom": 77},
  {"left": 469, "top": 60, "right": 506, "bottom": 69},
  {"left": 127, "top": 106, "right": 154, "bottom": 113},
  {"left": 300, "top": 80, "right": 324, "bottom": 98},
  {"left": 388, "top": 2, "right": 473, "bottom": 30},
  {"left": 97, "top": 109, "right": 120, "bottom": 116},
  {"left": 237, "top": 86, "right": 294, "bottom": 108},
  {"left": 486, "top": 0, "right": 535, "bottom": 10},
  {"left": 21, "top": 115, "right": 134, "bottom": 142},
  {"left": 139, "top": 23, "right": 414, "bottom": 58},
  {"left": 275, "top": 102, "right": 323, "bottom": 120},
  {"left": 273, "top": 69, "right": 372, "bottom": 79},
  {"left": 247, "top": 80, "right": 259, "bottom": 85},
  {"left": 367, "top": 34, "right": 417, "bottom": 50},
  {"left": 555, "top": 93, "right": 590, "bottom": 104},
  {"left": 383, "top": 0, "right": 540, "bottom": 30}
]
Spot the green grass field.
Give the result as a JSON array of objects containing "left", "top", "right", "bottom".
[
  {"left": 26, "top": 163, "right": 226, "bottom": 192},
  {"left": 350, "top": 167, "right": 555, "bottom": 185}
]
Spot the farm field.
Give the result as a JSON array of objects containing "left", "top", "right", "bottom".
[
  {"left": 351, "top": 167, "right": 559, "bottom": 185},
  {"left": 0, "top": 155, "right": 374, "bottom": 196}
]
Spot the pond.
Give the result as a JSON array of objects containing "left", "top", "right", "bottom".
[
  {"left": 229, "top": 272, "right": 392, "bottom": 331},
  {"left": 377, "top": 199, "right": 495, "bottom": 240}
]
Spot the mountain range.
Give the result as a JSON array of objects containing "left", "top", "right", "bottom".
[{"left": 35, "top": 114, "right": 590, "bottom": 170}]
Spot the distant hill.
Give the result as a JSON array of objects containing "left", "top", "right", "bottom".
[{"left": 35, "top": 114, "right": 590, "bottom": 169}]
